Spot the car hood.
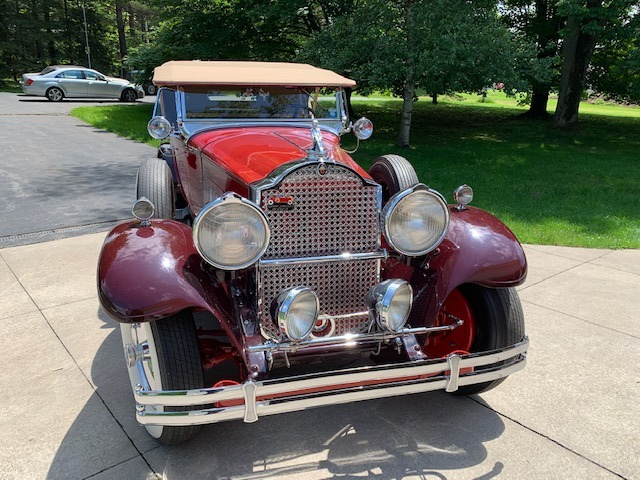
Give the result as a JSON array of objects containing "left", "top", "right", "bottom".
[
  {"left": 106, "top": 77, "right": 129, "bottom": 85},
  {"left": 189, "top": 126, "right": 371, "bottom": 185}
]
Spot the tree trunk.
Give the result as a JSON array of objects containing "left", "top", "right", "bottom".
[
  {"left": 344, "top": 87, "right": 357, "bottom": 119},
  {"left": 128, "top": 6, "right": 136, "bottom": 37},
  {"left": 528, "top": 84, "right": 551, "bottom": 118},
  {"left": 397, "top": 74, "right": 415, "bottom": 148},
  {"left": 553, "top": 14, "right": 598, "bottom": 128},
  {"left": 526, "top": 0, "right": 557, "bottom": 119},
  {"left": 44, "top": 7, "right": 57, "bottom": 64},
  {"left": 31, "top": 0, "right": 44, "bottom": 62},
  {"left": 396, "top": 1, "right": 415, "bottom": 148},
  {"left": 63, "top": 0, "right": 74, "bottom": 64},
  {"left": 116, "top": 0, "right": 127, "bottom": 76},
  {"left": 431, "top": 92, "right": 438, "bottom": 104}
]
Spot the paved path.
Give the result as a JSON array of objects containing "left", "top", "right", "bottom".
[
  {"left": 0, "top": 237, "right": 638, "bottom": 480},
  {"left": 0, "top": 92, "right": 155, "bottom": 247}
]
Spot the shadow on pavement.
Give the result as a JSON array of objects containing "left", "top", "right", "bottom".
[{"left": 47, "top": 311, "right": 507, "bottom": 480}]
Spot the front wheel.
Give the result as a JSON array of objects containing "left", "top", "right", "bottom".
[
  {"left": 121, "top": 88, "right": 138, "bottom": 102},
  {"left": 424, "top": 285, "right": 525, "bottom": 395},
  {"left": 120, "top": 312, "right": 204, "bottom": 445}
]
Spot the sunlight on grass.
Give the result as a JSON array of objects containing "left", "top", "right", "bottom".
[{"left": 70, "top": 96, "right": 640, "bottom": 249}]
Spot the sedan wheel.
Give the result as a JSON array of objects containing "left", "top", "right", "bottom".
[
  {"left": 121, "top": 88, "right": 138, "bottom": 102},
  {"left": 46, "top": 87, "right": 64, "bottom": 102},
  {"left": 120, "top": 312, "right": 204, "bottom": 445}
]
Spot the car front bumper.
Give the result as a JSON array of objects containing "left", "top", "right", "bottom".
[{"left": 133, "top": 336, "right": 529, "bottom": 426}]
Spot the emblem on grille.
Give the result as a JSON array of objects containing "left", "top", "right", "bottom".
[
  {"left": 317, "top": 163, "right": 328, "bottom": 176},
  {"left": 267, "top": 196, "right": 295, "bottom": 210}
]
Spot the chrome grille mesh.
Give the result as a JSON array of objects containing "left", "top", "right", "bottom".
[
  {"left": 259, "top": 260, "right": 378, "bottom": 339},
  {"left": 260, "top": 164, "right": 379, "bottom": 259},
  {"left": 257, "top": 163, "right": 381, "bottom": 339}
]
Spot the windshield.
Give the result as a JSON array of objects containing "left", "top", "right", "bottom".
[{"left": 183, "top": 86, "right": 341, "bottom": 121}]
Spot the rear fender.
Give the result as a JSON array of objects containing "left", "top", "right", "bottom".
[{"left": 385, "top": 206, "right": 527, "bottom": 327}]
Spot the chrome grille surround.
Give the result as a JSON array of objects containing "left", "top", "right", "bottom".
[{"left": 254, "top": 162, "right": 382, "bottom": 340}]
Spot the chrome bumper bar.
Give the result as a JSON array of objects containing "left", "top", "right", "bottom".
[{"left": 134, "top": 336, "right": 528, "bottom": 426}]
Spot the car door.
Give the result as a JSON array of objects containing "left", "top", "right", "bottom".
[
  {"left": 55, "top": 69, "right": 87, "bottom": 97},
  {"left": 84, "top": 70, "right": 112, "bottom": 98}
]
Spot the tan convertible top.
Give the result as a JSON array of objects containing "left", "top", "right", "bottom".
[{"left": 153, "top": 60, "right": 356, "bottom": 88}]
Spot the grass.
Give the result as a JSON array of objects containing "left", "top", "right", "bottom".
[
  {"left": 0, "top": 78, "right": 21, "bottom": 93},
  {"left": 72, "top": 104, "right": 161, "bottom": 147},
  {"left": 70, "top": 92, "right": 640, "bottom": 249}
]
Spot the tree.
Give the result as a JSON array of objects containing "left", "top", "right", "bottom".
[
  {"left": 553, "top": 0, "right": 638, "bottom": 127},
  {"left": 589, "top": 17, "right": 640, "bottom": 102},
  {"left": 502, "top": 0, "right": 563, "bottom": 117},
  {"left": 301, "top": 0, "right": 515, "bottom": 147}
]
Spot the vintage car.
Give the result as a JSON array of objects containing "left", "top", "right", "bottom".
[
  {"left": 20, "top": 65, "right": 144, "bottom": 102},
  {"left": 97, "top": 60, "right": 528, "bottom": 445}
]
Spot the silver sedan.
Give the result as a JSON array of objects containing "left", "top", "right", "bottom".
[{"left": 20, "top": 65, "right": 144, "bottom": 102}]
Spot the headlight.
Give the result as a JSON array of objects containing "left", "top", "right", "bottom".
[
  {"left": 147, "top": 116, "right": 171, "bottom": 139},
  {"left": 367, "top": 279, "right": 413, "bottom": 332},
  {"left": 272, "top": 286, "right": 319, "bottom": 341},
  {"left": 193, "top": 193, "right": 270, "bottom": 270},
  {"left": 382, "top": 184, "right": 449, "bottom": 256}
]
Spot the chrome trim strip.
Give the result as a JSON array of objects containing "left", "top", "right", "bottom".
[
  {"left": 259, "top": 251, "right": 387, "bottom": 267},
  {"left": 251, "top": 159, "right": 380, "bottom": 200},
  {"left": 247, "top": 322, "right": 463, "bottom": 353},
  {"left": 133, "top": 336, "right": 528, "bottom": 419}
]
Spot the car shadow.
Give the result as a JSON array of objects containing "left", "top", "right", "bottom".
[
  {"left": 17, "top": 98, "right": 125, "bottom": 104},
  {"left": 46, "top": 311, "right": 507, "bottom": 480}
]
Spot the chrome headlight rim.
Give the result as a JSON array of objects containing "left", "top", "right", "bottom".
[
  {"left": 273, "top": 286, "right": 320, "bottom": 342},
  {"left": 382, "top": 183, "right": 450, "bottom": 256},
  {"left": 192, "top": 192, "right": 270, "bottom": 270},
  {"left": 147, "top": 115, "right": 171, "bottom": 140}
]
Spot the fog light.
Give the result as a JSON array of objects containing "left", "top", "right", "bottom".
[
  {"left": 271, "top": 286, "right": 319, "bottom": 341},
  {"left": 132, "top": 197, "right": 154, "bottom": 225},
  {"left": 367, "top": 279, "right": 413, "bottom": 333}
]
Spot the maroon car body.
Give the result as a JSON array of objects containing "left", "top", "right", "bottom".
[{"left": 97, "top": 61, "right": 528, "bottom": 445}]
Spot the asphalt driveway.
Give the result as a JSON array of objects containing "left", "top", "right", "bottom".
[{"left": 0, "top": 92, "right": 155, "bottom": 247}]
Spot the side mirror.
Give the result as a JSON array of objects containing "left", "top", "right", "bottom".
[{"left": 352, "top": 117, "right": 374, "bottom": 140}]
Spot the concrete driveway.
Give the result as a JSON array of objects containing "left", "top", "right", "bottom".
[
  {"left": 0, "top": 235, "right": 638, "bottom": 480},
  {"left": 0, "top": 92, "right": 155, "bottom": 247}
]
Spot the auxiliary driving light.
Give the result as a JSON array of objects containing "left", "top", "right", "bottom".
[
  {"left": 147, "top": 116, "right": 172, "bottom": 140},
  {"left": 271, "top": 286, "right": 319, "bottom": 341},
  {"left": 367, "top": 279, "right": 413, "bottom": 333},
  {"left": 454, "top": 184, "right": 474, "bottom": 209},
  {"left": 132, "top": 197, "right": 155, "bottom": 225}
]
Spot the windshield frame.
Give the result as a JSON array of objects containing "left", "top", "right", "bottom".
[{"left": 173, "top": 86, "right": 348, "bottom": 137}]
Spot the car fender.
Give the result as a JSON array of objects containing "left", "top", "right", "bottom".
[
  {"left": 98, "top": 220, "right": 234, "bottom": 326},
  {"left": 385, "top": 206, "right": 527, "bottom": 327}
]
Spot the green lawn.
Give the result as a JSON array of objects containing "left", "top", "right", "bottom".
[
  {"left": 0, "top": 78, "right": 21, "bottom": 93},
  {"left": 71, "top": 92, "right": 640, "bottom": 249}
]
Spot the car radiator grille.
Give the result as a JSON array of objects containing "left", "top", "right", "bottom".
[{"left": 258, "top": 163, "right": 381, "bottom": 339}]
